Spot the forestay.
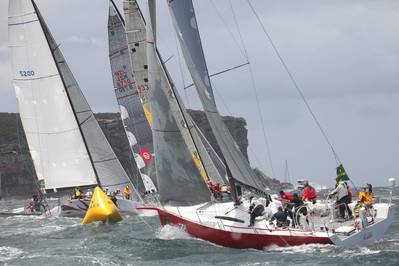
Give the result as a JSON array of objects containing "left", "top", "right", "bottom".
[
  {"left": 167, "top": 0, "right": 266, "bottom": 195},
  {"left": 146, "top": 2, "right": 211, "bottom": 206},
  {"left": 108, "top": 1, "right": 157, "bottom": 192}
]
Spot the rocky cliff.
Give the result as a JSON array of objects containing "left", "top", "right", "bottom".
[{"left": 0, "top": 111, "right": 290, "bottom": 199}]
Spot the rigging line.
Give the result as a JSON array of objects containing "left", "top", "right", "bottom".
[
  {"left": 183, "top": 62, "right": 250, "bottom": 90},
  {"left": 229, "top": 0, "right": 276, "bottom": 177},
  {"left": 245, "top": 0, "right": 341, "bottom": 166},
  {"left": 174, "top": 31, "right": 191, "bottom": 109},
  {"left": 208, "top": 0, "right": 246, "bottom": 58}
]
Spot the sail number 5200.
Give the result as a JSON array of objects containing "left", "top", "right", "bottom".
[{"left": 19, "top": 70, "right": 35, "bottom": 77}]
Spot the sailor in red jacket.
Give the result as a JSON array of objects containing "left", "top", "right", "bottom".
[
  {"left": 302, "top": 181, "right": 317, "bottom": 203},
  {"left": 279, "top": 190, "right": 294, "bottom": 203}
]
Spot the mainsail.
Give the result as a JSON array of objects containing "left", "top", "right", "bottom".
[
  {"left": 108, "top": 1, "right": 157, "bottom": 193},
  {"left": 146, "top": 2, "right": 211, "bottom": 205},
  {"left": 124, "top": 0, "right": 227, "bottom": 186},
  {"left": 168, "top": 0, "right": 267, "bottom": 197},
  {"left": 9, "top": 0, "right": 137, "bottom": 195}
]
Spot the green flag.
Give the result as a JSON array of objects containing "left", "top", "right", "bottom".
[
  {"left": 37, "top": 179, "right": 45, "bottom": 189},
  {"left": 336, "top": 164, "right": 350, "bottom": 182}
]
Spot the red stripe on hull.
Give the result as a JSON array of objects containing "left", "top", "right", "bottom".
[{"left": 145, "top": 207, "right": 333, "bottom": 250}]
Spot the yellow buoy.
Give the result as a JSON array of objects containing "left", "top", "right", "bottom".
[{"left": 82, "top": 186, "right": 123, "bottom": 225}]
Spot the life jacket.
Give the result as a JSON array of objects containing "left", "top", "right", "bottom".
[
  {"left": 123, "top": 187, "right": 131, "bottom": 196},
  {"left": 75, "top": 189, "right": 82, "bottom": 197},
  {"left": 281, "top": 192, "right": 294, "bottom": 201},
  {"left": 358, "top": 191, "right": 373, "bottom": 205},
  {"left": 303, "top": 186, "right": 317, "bottom": 200}
]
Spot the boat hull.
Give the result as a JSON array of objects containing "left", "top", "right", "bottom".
[
  {"left": 145, "top": 206, "right": 333, "bottom": 250},
  {"left": 60, "top": 197, "right": 138, "bottom": 218},
  {"left": 142, "top": 201, "right": 394, "bottom": 250}
]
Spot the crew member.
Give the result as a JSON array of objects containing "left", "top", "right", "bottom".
[
  {"left": 269, "top": 206, "right": 290, "bottom": 228},
  {"left": 329, "top": 177, "right": 353, "bottom": 220},
  {"left": 74, "top": 187, "right": 82, "bottom": 199},
  {"left": 248, "top": 197, "right": 267, "bottom": 227},
  {"left": 290, "top": 193, "right": 308, "bottom": 226},
  {"left": 279, "top": 190, "right": 294, "bottom": 203},
  {"left": 302, "top": 181, "right": 317, "bottom": 203},
  {"left": 110, "top": 191, "right": 118, "bottom": 206},
  {"left": 221, "top": 185, "right": 231, "bottom": 202},
  {"left": 123, "top": 185, "right": 132, "bottom": 200},
  {"left": 354, "top": 185, "right": 373, "bottom": 217}
]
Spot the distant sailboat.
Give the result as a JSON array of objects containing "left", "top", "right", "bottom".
[
  {"left": 108, "top": 0, "right": 157, "bottom": 194},
  {"left": 8, "top": 0, "right": 142, "bottom": 217},
  {"left": 141, "top": 0, "right": 395, "bottom": 249},
  {"left": 120, "top": 0, "right": 228, "bottom": 187}
]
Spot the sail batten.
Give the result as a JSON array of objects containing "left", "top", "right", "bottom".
[{"left": 167, "top": 0, "right": 267, "bottom": 196}]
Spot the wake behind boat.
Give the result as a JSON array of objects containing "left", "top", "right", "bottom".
[{"left": 0, "top": 207, "right": 42, "bottom": 217}]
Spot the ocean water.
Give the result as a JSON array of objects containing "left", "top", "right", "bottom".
[{"left": 0, "top": 187, "right": 398, "bottom": 266}]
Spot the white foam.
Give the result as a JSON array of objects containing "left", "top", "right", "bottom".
[
  {"left": 333, "top": 246, "right": 381, "bottom": 258},
  {"left": 45, "top": 206, "right": 61, "bottom": 217},
  {"left": 0, "top": 246, "right": 24, "bottom": 262},
  {"left": 155, "top": 224, "right": 192, "bottom": 240},
  {"left": 137, "top": 209, "right": 158, "bottom": 217},
  {"left": 264, "top": 243, "right": 335, "bottom": 254}
]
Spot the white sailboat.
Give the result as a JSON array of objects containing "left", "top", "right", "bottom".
[
  {"left": 140, "top": 0, "right": 395, "bottom": 249},
  {"left": 8, "top": 0, "right": 142, "bottom": 217}
]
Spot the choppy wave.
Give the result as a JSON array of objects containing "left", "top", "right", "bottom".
[
  {"left": 155, "top": 224, "right": 192, "bottom": 240},
  {"left": 264, "top": 243, "right": 336, "bottom": 254},
  {"left": 0, "top": 187, "right": 398, "bottom": 265},
  {"left": 0, "top": 246, "right": 24, "bottom": 262}
]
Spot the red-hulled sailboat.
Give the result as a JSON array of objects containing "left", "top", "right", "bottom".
[{"left": 140, "top": 0, "right": 395, "bottom": 249}]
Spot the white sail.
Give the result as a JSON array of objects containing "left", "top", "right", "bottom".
[
  {"left": 8, "top": 0, "right": 96, "bottom": 190},
  {"left": 9, "top": 0, "right": 139, "bottom": 197}
]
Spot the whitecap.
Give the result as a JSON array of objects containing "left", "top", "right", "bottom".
[
  {"left": 264, "top": 243, "right": 335, "bottom": 254},
  {"left": 155, "top": 224, "right": 192, "bottom": 240},
  {"left": 0, "top": 246, "right": 24, "bottom": 262}
]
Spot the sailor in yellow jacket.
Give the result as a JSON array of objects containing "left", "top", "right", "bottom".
[
  {"left": 123, "top": 185, "right": 132, "bottom": 200},
  {"left": 354, "top": 185, "right": 373, "bottom": 217},
  {"left": 74, "top": 187, "right": 82, "bottom": 199}
]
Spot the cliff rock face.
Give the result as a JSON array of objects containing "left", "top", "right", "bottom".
[
  {"left": 187, "top": 110, "right": 248, "bottom": 160},
  {"left": 253, "top": 168, "right": 293, "bottom": 191},
  {"left": 0, "top": 113, "right": 36, "bottom": 199},
  {"left": 0, "top": 111, "right": 289, "bottom": 198}
]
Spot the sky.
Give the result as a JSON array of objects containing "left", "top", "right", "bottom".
[{"left": 0, "top": 0, "right": 398, "bottom": 187}]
